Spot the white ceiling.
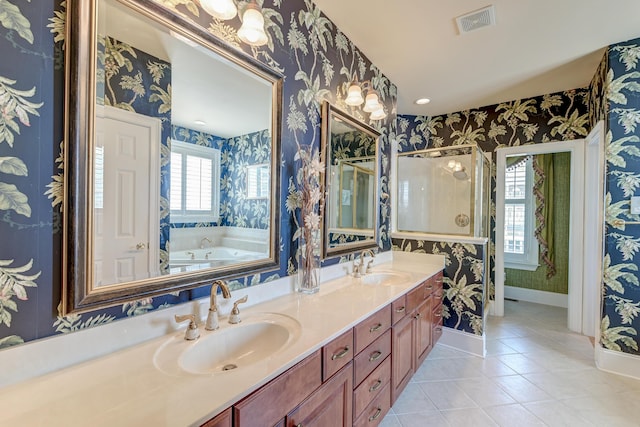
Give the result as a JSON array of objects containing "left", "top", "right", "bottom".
[
  {"left": 102, "top": 0, "right": 271, "bottom": 138},
  {"left": 312, "top": 0, "right": 640, "bottom": 117}
]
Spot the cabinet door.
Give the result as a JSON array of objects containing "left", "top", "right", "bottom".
[
  {"left": 391, "top": 314, "right": 414, "bottom": 405},
  {"left": 286, "top": 362, "right": 353, "bottom": 427},
  {"left": 414, "top": 296, "right": 433, "bottom": 368}
]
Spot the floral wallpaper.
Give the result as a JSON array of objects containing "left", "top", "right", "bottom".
[
  {"left": 392, "top": 238, "right": 485, "bottom": 335},
  {"left": 0, "top": 0, "right": 396, "bottom": 348},
  {"left": 598, "top": 38, "right": 640, "bottom": 355},
  {"left": 220, "top": 129, "right": 272, "bottom": 229}
]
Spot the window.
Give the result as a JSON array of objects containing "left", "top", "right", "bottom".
[
  {"left": 246, "top": 164, "right": 270, "bottom": 199},
  {"left": 504, "top": 157, "right": 538, "bottom": 270},
  {"left": 170, "top": 140, "right": 220, "bottom": 223}
]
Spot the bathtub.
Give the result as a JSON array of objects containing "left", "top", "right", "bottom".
[{"left": 168, "top": 246, "right": 266, "bottom": 271}]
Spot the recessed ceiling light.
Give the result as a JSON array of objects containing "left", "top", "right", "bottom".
[
  {"left": 194, "top": 120, "right": 207, "bottom": 126},
  {"left": 415, "top": 98, "right": 431, "bottom": 105}
]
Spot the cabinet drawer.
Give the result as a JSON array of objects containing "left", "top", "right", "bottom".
[
  {"left": 354, "top": 305, "right": 391, "bottom": 355},
  {"left": 353, "top": 356, "right": 391, "bottom": 421},
  {"left": 353, "top": 382, "right": 391, "bottom": 427},
  {"left": 322, "top": 329, "right": 354, "bottom": 381},
  {"left": 433, "top": 321, "right": 443, "bottom": 344},
  {"left": 202, "top": 407, "right": 232, "bottom": 427},
  {"left": 354, "top": 329, "right": 391, "bottom": 386},
  {"left": 407, "top": 283, "right": 426, "bottom": 313},
  {"left": 432, "top": 271, "right": 444, "bottom": 295},
  {"left": 234, "top": 350, "right": 322, "bottom": 427},
  {"left": 391, "top": 295, "right": 407, "bottom": 325}
]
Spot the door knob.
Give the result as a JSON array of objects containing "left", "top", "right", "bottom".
[{"left": 136, "top": 243, "right": 146, "bottom": 250}]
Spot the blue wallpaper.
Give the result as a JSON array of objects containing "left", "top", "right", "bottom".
[
  {"left": 0, "top": 0, "right": 395, "bottom": 348},
  {"left": 598, "top": 38, "right": 640, "bottom": 355},
  {"left": 393, "top": 238, "right": 485, "bottom": 335}
]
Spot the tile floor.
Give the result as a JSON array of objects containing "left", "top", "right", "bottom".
[{"left": 380, "top": 300, "right": 640, "bottom": 426}]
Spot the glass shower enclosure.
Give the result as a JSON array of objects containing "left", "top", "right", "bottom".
[{"left": 396, "top": 144, "right": 490, "bottom": 237}]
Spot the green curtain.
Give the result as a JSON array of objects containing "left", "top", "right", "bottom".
[{"left": 533, "top": 154, "right": 556, "bottom": 278}]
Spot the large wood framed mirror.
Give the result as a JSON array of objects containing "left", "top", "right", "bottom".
[
  {"left": 63, "top": 0, "right": 282, "bottom": 314},
  {"left": 321, "top": 101, "right": 380, "bottom": 258}
]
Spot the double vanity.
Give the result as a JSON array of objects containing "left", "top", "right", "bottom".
[{"left": 0, "top": 253, "right": 444, "bottom": 426}]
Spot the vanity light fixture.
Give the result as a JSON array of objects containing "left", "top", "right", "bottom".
[
  {"left": 238, "top": 0, "right": 269, "bottom": 46},
  {"left": 344, "top": 79, "right": 387, "bottom": 121},
  {"left": 200, "top": 0, "right": 237, "bottom": 20},
  {"left": 369, "top": 103, "right": 387, "bottom": 120}
]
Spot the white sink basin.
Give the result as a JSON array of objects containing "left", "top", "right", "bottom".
[
  {"left": 154, "top": 313, "right": 301, "bottom": 376},
  {"left": 359, "top": 271, "right": 411, "bottom": 286}
]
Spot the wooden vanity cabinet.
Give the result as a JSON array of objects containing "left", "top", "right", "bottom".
[{"left": 203, "top": 271, "right": 444, "bottom": 427}]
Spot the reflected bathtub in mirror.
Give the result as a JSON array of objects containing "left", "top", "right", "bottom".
[
  {"left": 63, "top": 0, "right": 282, "bottom": 313},
  {"left": 321, "top": 101, "right": 380, "bottom": 258}
]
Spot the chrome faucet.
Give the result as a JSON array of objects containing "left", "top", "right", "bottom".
[
  {"left": 200, "top": 237, "right": 213, "bottom": 249},
  {"left": 205, "top": 280, "right": 231, "bottom": 330},
  {"left": 358, "top": 249, "right": 376, "bottom": 275}
]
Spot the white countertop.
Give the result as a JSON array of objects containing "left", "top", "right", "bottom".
[{"left": 0, "top": 252, "right": 443, "bottom": 426}]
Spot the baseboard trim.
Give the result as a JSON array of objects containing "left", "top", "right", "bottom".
[
  {"left": 439, "top": 327, "right": 485, "bottom": 357},
  {"left": 595, "top": 345, "right": 640, "bottom": 380},
  {"left": 504, "top": 285, "right": 568, "bottom": 308}
]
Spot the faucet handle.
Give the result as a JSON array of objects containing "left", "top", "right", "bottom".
[
  {"left": 366, "top": 259, "right": 374, "bottom": 274},
  {"left": 229, "top": 295, "right": 248, "bottom": 324},
  {"left": 175, "top": 314, "right": 200, "bottom": 340}
]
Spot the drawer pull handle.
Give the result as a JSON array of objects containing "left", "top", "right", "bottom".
[
  {"left": 369, "top": 408, "right": 382, "bottom": 422},
  {"left": 426, "top": 285, "right": 434, "bottom": 290},
  {"left": 435, "top": 312, "right": 442, "bottom": 318},
  {"left": 369, "top": 350, "right": 382, "bottom": 362},
  {"left": 331, "top": 346, "right": 350, "bottom": 360},
  {"left": 395, "top": 306, "right": 406, "bottom": 313},
  {"left": 296, "top": 424, "right": 303, "bottom": 427},
  {"left": 414, "top": 313, "right": 421, "bottom": 319},
  {"left": 369, "top": 323, "right": 383, "bottom": 333},
  {"left": 369, "top": 379, "right": 383, "bottom": 392},
  {"left": 435, "top": 326, "right": 442, "bottom": 332}
]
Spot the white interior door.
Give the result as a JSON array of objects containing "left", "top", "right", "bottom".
[{"left": 94, "top": 106, "right": 160, "bottom": 287}]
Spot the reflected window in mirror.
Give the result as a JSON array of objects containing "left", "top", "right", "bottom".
[
  {"left": 170, "top": 140, "right": 221, "bottom": 224},
  {"left": 247, "top": 164, "right": 270, "bottom": 199},
  {"left": 321, "top": 102, "right": 380, "bottom": 258}
]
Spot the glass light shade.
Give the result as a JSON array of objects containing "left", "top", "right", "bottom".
[
  {"left": 238, "top": 3, "right": 268, "bottom": 46},
  {"left": 369, "top": 105, "right": 387, "bottom": 121},
  {"left": 200, "top": 0, "right": 237, "bottom": 20},
  {"left": 363, "top": 91, "right": 380, "bottom": 113},
  {"left": 344, "top": 83, "right": 364, "bottom": 106},
  {"left": 447, "top": 160, "right": 456, "bottom": 169}
]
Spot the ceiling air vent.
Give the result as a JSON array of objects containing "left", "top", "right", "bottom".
[{"left": 456, "top": 5, "right": 496, "bottom": 35}]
